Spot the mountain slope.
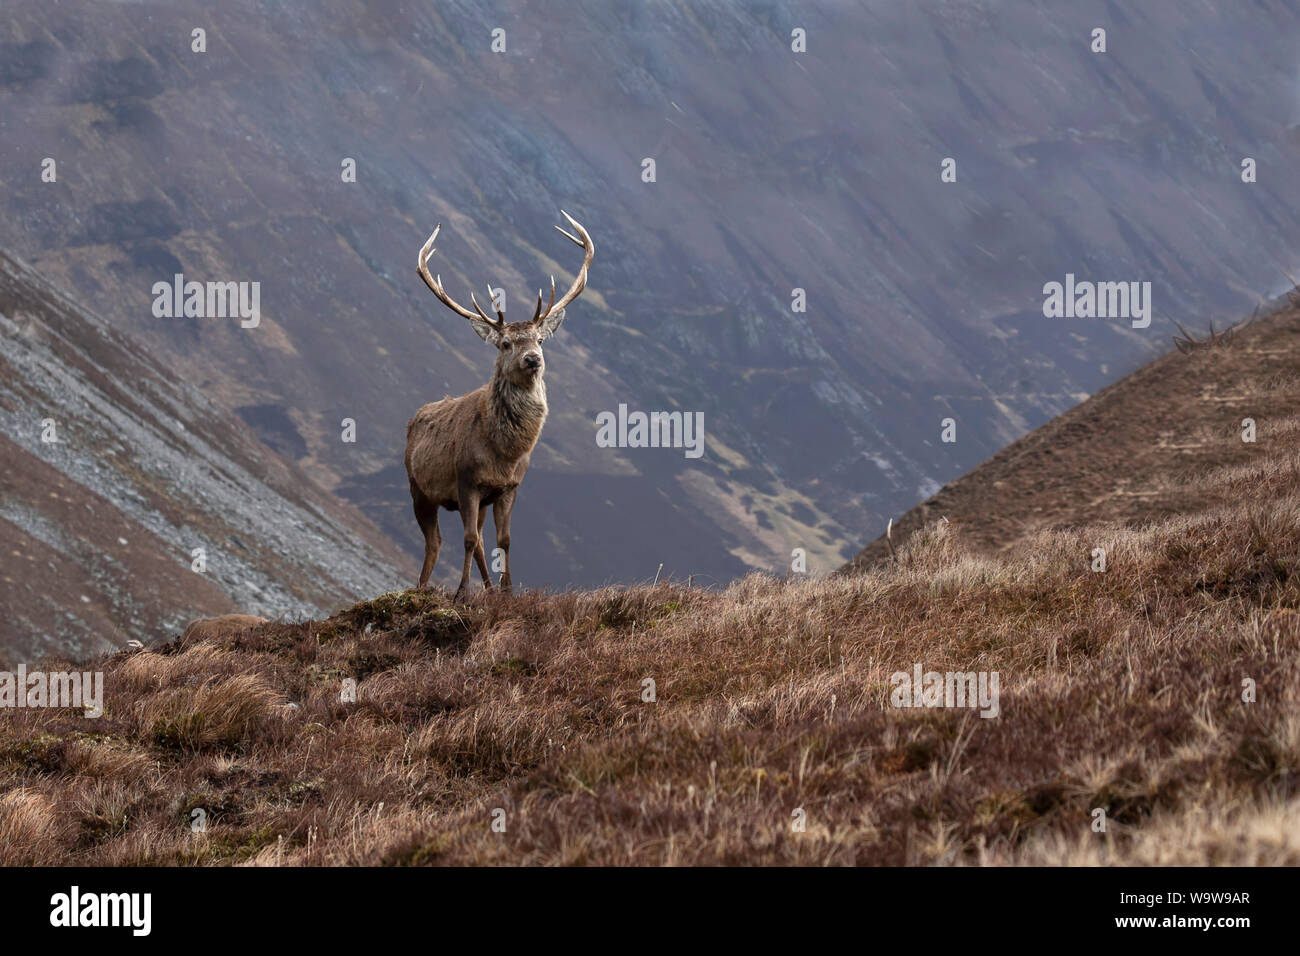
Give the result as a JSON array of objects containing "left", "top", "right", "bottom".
[
  {"left": 3, "top": 0, "right": 1299, "bottom": 589},
  {"left": 842, "top": 291, "right": 1300, "bottom": 573},
  {"left": 4, "top": 303, "right": 1300, "bottom": 863},
  {"left": 0, "top": 249, "right": 404, "bottom": 659}
]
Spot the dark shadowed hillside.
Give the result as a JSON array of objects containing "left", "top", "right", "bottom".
[{"left": 0, "top": 250, "right": 405, "bottom": 659}]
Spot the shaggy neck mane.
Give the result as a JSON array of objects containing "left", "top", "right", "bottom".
[{"left": 487, "top": 371, "right": 548, "bottom": 458}]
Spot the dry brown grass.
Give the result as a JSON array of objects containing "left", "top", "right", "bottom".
[
  {"left": 2, "top": 477, "right": 1298, "bottom": 865},
  {"left": 844, "top": 303, "right": 1300, "bottom": 573},
  {"left": 4, "top": 337, "right": 1300, "bottom": 865}
]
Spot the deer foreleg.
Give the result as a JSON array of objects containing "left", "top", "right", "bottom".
[
  {"left": 413, "top": 495, "right": 441, "bottom": 589},
  {"left": 474, "top": 505, "right": 492, "bottom": 588},
  {"left": 456, "top": 486, "right": 481, "bottom": 602},
  {"left": 493, "top": 489, "right": 516, "bottom": 594}
]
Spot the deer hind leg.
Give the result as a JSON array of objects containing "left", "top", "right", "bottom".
[
  {"left": 492, "top": 488, "right": 516, "bottom": 594},
  {"left": 455, "top": 485, "right": 481, "bottom": 602},
  {"left": 474, "top": 505, "right": 492, "bottom": 589},
  {"left": 413, "top": 496, "right": 441, "bottom": 589}
]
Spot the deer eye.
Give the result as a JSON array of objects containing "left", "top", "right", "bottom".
[{"left": 501, "top": 340, "right": 513, "bottom": 350}]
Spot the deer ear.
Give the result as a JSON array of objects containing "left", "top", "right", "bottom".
[
  {"left": 536, "top": 307, "right": 566, "bottom": 340},
  {"left": 468, "top": 318, "right": 501, "bottom": 343}
]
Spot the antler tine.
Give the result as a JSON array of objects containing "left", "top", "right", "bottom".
[
  {"left": 416, "top": 224, "right": 504, "bottom": 329},
  {"left": 486, "top": 284, "right": 504, "bottom": 322},
  {"left": 1277, "top": 268, "right": 1300, "bottom": 306},
  {"left": 536, "top": 210, "right": 594, "bottom": 325},
  {"left": 530, "top": 277, "right": 557, "bottom": 323},
  {"left": 469, "top": 290, "right": 502, "bottom": 327},
  {"left": 1167, "top": 313, "right": 1196, "bottom": 353}
]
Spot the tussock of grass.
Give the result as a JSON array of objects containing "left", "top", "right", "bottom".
[
  {"left": 141, "top": 674, "right": 283, "bottom": 752},
  {"left": 0, "top": 789, "right": 60, "bottom": 863}
]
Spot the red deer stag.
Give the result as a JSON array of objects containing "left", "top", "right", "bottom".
[{"left": 405, "top": 212, "right": 594, "bottom": 600}]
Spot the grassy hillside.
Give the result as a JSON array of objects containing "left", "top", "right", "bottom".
[
  {"left": 4, "top": 303, "right": 1300, "bottom": 865},
  {"left": 845, "top": 292, "right": 1300, "bottom": 572},
  {"left": 3, "top": 317, "right": 1300, "bottom": 863}
]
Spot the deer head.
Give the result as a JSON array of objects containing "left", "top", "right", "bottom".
[{"left": 417, "top": 211, "right": 594, "bottom": 387}]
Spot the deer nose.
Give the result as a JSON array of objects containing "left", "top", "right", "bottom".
[{"left": 523, "top": 352, "right": 541, "bottom": 369}]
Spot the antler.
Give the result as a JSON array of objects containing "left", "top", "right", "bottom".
[
  {"left": 534, "top": 210, "right": 594, "bottom": 326},
  {"left": 417, "top": 225, "right": 504, "bottom": 332},
  {"left": 419, "top": 215, "right": 592, "bottom": 331},
  {"left": 530, "top": 274, "right": 556, "bottom": 323},
  {"left": 1172, "top": 315, "right": 1238, "bottom": 354}
]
